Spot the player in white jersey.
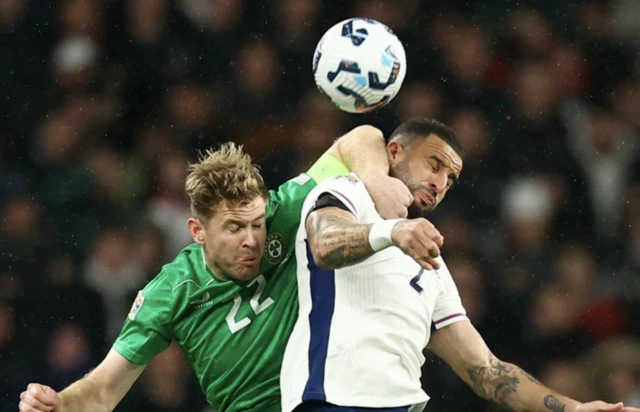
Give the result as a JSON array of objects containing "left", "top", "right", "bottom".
[{"left": 281, "top": 119, "right": 639, "bottom": 412}]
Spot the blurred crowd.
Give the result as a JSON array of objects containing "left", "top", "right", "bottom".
[{"left": 1, "top": 0, "right": 640, "bottom": 411}]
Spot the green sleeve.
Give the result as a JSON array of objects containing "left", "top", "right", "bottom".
[
  {"left": 112, "top": 280, "right": 172, "bottom": 365},
  {"left": 306, "top": 153, "right": 350, "bottom": 183}
]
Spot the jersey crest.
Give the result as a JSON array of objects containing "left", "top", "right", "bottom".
[{"left": 265, "top": 232, "right": 286, "bottom": 264}]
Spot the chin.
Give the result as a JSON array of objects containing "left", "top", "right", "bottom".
[
  {"left": 408, "top": 204, "right": 434, "bottom": 219},
  {"left": 231, "top": 267, "right": 260, "bottom": 281}
]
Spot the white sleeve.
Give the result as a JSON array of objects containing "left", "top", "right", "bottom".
[
  {"left": 432, "top": 258, "right": 468, "bottom": 330},
  {"left": 301, "top": 173, "right": 369, "bottom": 223}
]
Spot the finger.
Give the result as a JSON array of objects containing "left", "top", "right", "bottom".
[
  {"left": 19, "top": 400, "right": 33, "bottom": 412},
  {"left": 42, "top": 386, "right": 57, "bottom": 400},
  {"left": 420, "top": 221, "right": 444, "bottom": 248},
  {"left": 415, "top": 242, "right": 441, "bottom": 270},
  {"left": 426, "top": 241, "right": 441, "bottom": 259},
  {"left": 415, "top": 258, "right": 433, "bottom": 271},
  {"left": 19, "top": 399, "right": 43, "bottom": 412},
  {"left": 21, "top": 394, "right": 54, "bottom": 412},
  {"left": 411, "top": 236, "right": 437, "bottom": 266},
  {"left": 427, "top": 255, "right": 441, "bottom": 270},
  {"left": 23, "top": 389, "right": 54, "bottom": 411},
  {"left": 28, "top": 385, "right": 55, "bottom": 405},
  {"left": 398, "top": 205, "right": 408, "bottom": 218},
  {"left": 403, "top": 193, "right": 413, "bottom": 207},
  {"left": 428, "top": 229, "right": 444, "bottom": 248},
  {"left": 600, "top": 403, "right": 624, "bottom": 411}
]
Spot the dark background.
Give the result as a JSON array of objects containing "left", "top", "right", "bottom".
[{"left": 1, "top": 0, "right": 639, "bottom": 410}]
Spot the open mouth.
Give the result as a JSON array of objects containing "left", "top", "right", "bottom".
[{"left": 420, "top": 191, "right": 434, "bottom": 205}]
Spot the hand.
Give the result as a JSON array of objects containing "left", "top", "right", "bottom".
[
  {"left": 391, "top": 218, "right": 444, "bottom": 270},
  {"left": 364, "top": 174, "right": 412, "bottom": 219},
  {"left": 20, "top": 383, "right": 62, "bottom": 412},
  {"left": 577, "top": 401, "right": 640, "bottom": 412}
]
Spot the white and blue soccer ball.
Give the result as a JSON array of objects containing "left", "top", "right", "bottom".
[{"left": 313, "top": 18, "right": 407, "bottom": 114}]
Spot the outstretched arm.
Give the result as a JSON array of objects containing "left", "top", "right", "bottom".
[
  {"left": 20, "top": 349, "right": 145, "bottom": 412},
  {"left": 427, "top": 321, "right": 639, "bottom": 412}
]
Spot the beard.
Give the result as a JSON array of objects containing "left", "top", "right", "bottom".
[{"left": 391, "top": 158, "right": 438, "bottom": 219}]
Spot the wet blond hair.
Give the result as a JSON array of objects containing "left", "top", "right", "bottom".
[{"left": 185, "top": 142, "right": 267, "bottom": 222}]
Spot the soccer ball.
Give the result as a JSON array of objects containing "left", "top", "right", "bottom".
[{"left": 312, "top": 18, "right": 407, "bottom": 114}]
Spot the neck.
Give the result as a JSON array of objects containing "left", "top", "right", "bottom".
[{"left": 201, "top": 247, "right": 228, "bottom": 281}]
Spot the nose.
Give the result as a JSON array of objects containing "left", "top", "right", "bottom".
[
  {"left": 430, "top": 172, "right": 448, "bottom": 194},
  {"left": 243, "top": 230, "right": 258, "bottom": 248}
]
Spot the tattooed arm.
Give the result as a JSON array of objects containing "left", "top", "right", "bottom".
[
  {"left": 305, "top": 206, "right": 374, "bottom": 269},
  {"left": 427, "top": 320, "right": 580, "bottom": 412},
  {"left": 306, "top": 198, "right": 446, "bottom": 270}
]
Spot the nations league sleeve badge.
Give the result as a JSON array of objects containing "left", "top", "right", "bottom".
[{"left": 128, "top": 291, "right": 145, "bottom": 321}]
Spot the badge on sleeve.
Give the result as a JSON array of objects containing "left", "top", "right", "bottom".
[
  {"left": 128, "top": 291, "right": 145, "bottom": 321},
  {"left": 335, "top": 174, "right": 360, "bottom": 185}
]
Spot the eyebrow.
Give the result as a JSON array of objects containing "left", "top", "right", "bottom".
[
  {"left": 226, "top": 213, "right": 266, "bottom": 225},
  {"left": 429, "top": 155, "right": 459, "bottom": 185}
]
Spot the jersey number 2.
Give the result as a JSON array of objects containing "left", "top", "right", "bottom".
[{"left": 225, "top": 275, "right": 275, "bottom": 334}]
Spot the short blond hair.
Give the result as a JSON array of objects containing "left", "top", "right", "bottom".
[{"left": 185, "top": 142, "right": 267, "bottom": 222}]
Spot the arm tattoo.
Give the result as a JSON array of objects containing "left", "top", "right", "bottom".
[
  {"left": 306, "top": 208, "right": 373, "bottom": 268},
  {"left": 544, "top": 395, "right": 566, "bottom": 412},
  {"left": 467, "top": 354, "right": 568, "bottom": 412},
  {"left": 468, "top": 356, "right": 520, "bottom": 411}
]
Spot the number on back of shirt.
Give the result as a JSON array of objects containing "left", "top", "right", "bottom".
[{"left": 225, "top": 275, "right": 275, "bottom": 334}]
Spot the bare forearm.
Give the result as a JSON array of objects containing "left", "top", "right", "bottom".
[
  {"left": 59, "top": 376, "right": 111, "bottom": 412},
  {"left": 467, "top": 356, "right": 580, "bottom": 412},
  {"left": 307, "top": 214, "right": 374, "bottom": 269},
  {"left": 334, "top": 125, "right": 389, "bottom": 178}
]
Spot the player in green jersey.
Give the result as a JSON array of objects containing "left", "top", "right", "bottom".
[{"left": 19, "top": 125, "right": 414, "bottom": 412}]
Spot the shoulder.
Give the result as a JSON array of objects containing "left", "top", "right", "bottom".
[
  {"left": 308, "top": 173, "right": 372, "bottom": 217},
  {"left": 143, "top": 244, "right": 204, "bottom": 298},
  {"left": 271, "top": 174, "right": 317, "bottom": 203},
  {"left": 266, "top": 173, "right": 318, "bottom": 220}
]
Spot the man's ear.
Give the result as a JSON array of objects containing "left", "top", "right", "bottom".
[
  {"left": 387, "top": 141, "right": 404, "bottom": 161},
  {"left": 188, "top": 218, "right": 206, "bottom": 245}
]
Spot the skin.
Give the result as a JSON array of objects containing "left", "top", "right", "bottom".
[
  {"left": 307, "top": 134, "right": 459, "bottom": 271},
  {"left": 387, "top": 136, "right": 463, "bottom": 216},
  {"left": 17, "top": 125, "right": 414, "bottom": 412},
  {"left": 428, "top": 320, "right": 639, "bottom": 412},
  {"left": 305, "top": 133, "right": 640, "bottom": 412},
  {"left": 188, "top": 197, "right": 268, "bottom": 281}
]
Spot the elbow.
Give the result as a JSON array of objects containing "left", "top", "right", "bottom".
[
  {"left": 350, "top": 125, "right": 384, "bottom": 144},
  {"left": 354, "top": 125, "right": 383, "bottom": 138},
  {"left": 307, "top": 239, "right": 338, "bottom": 270},
  {"left": 337, "top": 125, "right": 384, "bottom": 148}
]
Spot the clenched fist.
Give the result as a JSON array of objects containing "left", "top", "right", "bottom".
[
  {"left": 365, "top": 174, "right": 413, "bottom": 219},
  {"left": 20, "top": 383, "right": 62, "bottom": 412},
  {"left": 391, "top": 218, "right": 444, "bottom": 270}
]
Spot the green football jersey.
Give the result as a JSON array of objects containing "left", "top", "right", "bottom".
[{"left": 113, "top": 154, "right": 350, "bottom": 412}]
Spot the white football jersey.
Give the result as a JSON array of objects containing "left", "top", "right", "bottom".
[{"left": 280, "top": 174, "right": 468, "bottom": 412}]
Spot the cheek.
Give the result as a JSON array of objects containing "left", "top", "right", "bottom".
[
  {"left": 208, "top": 234, "right": 239, "bottom": 258},
  {"left": 256, "top": 231, "right": 267, "bottom": 250}
]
